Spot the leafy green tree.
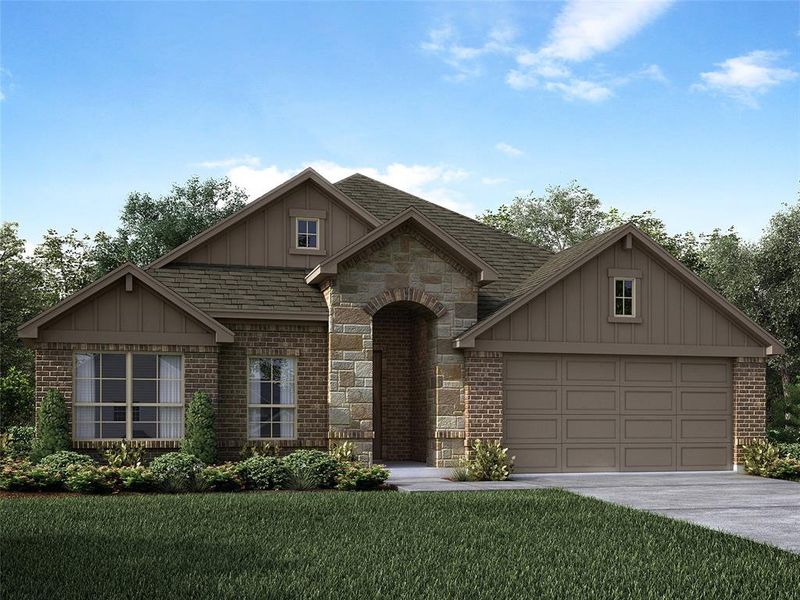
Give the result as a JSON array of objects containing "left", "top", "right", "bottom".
[
  {"left": 181, "top": 391, "right": 216, "bottom": 464},
  {"left": 31, "top": 389, "right": 70, "bottom": 462},
  {"left": 94, "top": 176, "right": 247, "bottom": 272},
  {"left": 479, "top": 181, "right": 607, "bottom": 252},
  {"left": 0, "top": 366, "right": 35, "bottom": 430},
  {"left": 33, "top": 228, "right": 97, "bottom": 303}
]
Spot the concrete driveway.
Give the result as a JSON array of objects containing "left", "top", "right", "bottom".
[{"left": 387, "top": 465, "right": 800, "bottom": 554}]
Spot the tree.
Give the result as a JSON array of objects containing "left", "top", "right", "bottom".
[
  {"left": 31, "top": 389, "right": 70, "bottom": 462},
  {"left": 0, "top": 366, "right": 35, "bottom": 430},
  {"left": 181, "top": 391, "right": 216, "bottom": 464},
  {"left": 94, "top": 176, "right": 247, "bottom": 272},
  {"left": 33, "top": 228, "right": 97, "bottom": 303},
  {"left": 479, "top": 181, "right": 607, "bottom": 252}
]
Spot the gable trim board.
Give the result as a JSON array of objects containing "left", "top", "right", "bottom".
[
  {"left": 305, "top": 206, "right": 499, "bottom": 286},
  {"left": 149, "top": 168, "right": 382, "bottom": 270},
  {"left": 454, "top": 224, "right": 784, "bottom": 355},
  {"left": 17, "top": 262, "right": 234, "bottom": 344}
]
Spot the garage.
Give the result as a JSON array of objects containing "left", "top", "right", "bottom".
[{"left": 504, "top": 354, "right": 733, "bottom": 472}]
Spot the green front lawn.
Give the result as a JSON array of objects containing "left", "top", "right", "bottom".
[{"left": 2, "top": 490, "right": 798, "bottom": 599}]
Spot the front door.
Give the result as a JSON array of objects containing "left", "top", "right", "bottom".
[{"left": 372, "top": 350, "right": 383, "bottom": 460}]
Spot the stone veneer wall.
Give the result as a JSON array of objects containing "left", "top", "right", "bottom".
[
  {"left": 324, "top": 225, "right": 479, "bottom": 466},
  {"left": 463, "top": 350, "right": 504, "bottom": 451},
  {"left": 217, "top": 320, "right": 328, "bottom": 460},
  {"left": 34, "top": 342, "right": 218, "bottom": 456},
  {"left": 732, "top": 356, "right": 767, "bottom": 464}
]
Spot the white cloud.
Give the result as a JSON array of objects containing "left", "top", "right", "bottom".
[
  {"left": 225, "top": 159, "right": 475, "bottom": 216},
  {"left": 194, "top": 155, "right": 261, "bottom": 169},
  {"left": 481, "top": 177, "right": 508, "bottom": 185},
  {"left": 638, "top": 64, "right": 668, "bottom": 84},
  {"left": 693, "top": 50, "right": 798, "bottom": 107},
  {"left": 545, "top": 79, "right": 613, "bottom": 102},
  {"left": 421, "top": 23, "right": 517, "bottom": 81},
  {"left": 495, "top": 142, "right": 524, "bottom": 157}
]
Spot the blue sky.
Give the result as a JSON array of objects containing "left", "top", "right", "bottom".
[{"left": 2, "top": 1, "right": 798, "bottom": 248}]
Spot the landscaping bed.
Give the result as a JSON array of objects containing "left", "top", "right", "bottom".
[{"left": 2, "top": 489, "right": 798, "bottom": 600}]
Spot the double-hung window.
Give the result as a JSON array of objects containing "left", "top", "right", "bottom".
[
  {"left": 296, "top": 218, "right": 319, "bottom": 249},
  {"left": 74, "top": 352, "right": 183, "bottom": 440},
  {"left": 248, "top": 357, "right": 296, "bottom": 439},
  {"left": 614, "top": 278, "right": 636, "bottom": 317}
]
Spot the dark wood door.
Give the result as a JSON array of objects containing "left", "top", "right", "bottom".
[{"left": 373, "top": 350, "right": 382, "bottom": 460}]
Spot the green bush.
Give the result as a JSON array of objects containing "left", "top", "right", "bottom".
[
  {"left": 465, "top": 440, "right": 514, "bottom": 481},
  {"left": 236, "top": 455, "right": 289, "bottom": 490},
  {"left": 31, "top": 389, "right": 70, "bottom": 462},
  {"left": 0, "top": 367, "right": 35, "bottom": 430},
  {"left": 283, "top": 450, "right": 340, "bottom": 489},
  {"left": 776, "top": 442, "right": 800, "bottom": 461},
  {"left": 182, "top": 391, "right": 216, "bottom": 465},
  {"left": 240, "top": 441, "right": 281, "bottom": 459},
  {"left": 64, "top": 466, "right": 118, "bottom": 494},
  {"left": 150, "top": 452, "right": 204, "bottom": 493},
  {"left": 3, "top": 425, "right": 35, "bottom": 458},
  {"left": 199, "top": 464, "right": 243, "bottom": 492},
  {"left": 335, "top": 464, "right": 390, "bottom": 491},
  {"left": 450, "top": 465, "right": 472, "bottom": 482},
  {"left": 103, "top": 442, "right": 144, "bottom": 467},
  {"left": 39, "top": 451, "right": 95, "bottom": 478},
  {"left": 741, "top": 440, "right": 800, "bottom": 481},
  {"left": 0, "top": 459, "right": 64, "bottom": 491},
  {"left": 329, "top": 441, "right": 357, "bottom": 464},
  {"left": 117, "top": 466, "right": 157, "bottom": 492}
]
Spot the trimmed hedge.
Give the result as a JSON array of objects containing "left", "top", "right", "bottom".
[
  {"left": 31, "top": 390, "right": 70, "bottom": 462},
  {"left": 182, "top": 392, "right": 216, "bottom": 465}
]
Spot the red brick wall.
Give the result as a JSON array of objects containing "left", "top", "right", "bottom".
[
  {"left": 34, "top": 342, "right": 218, "bottom": 454},
  {"left": 464, "top": 350, "right": 503, "bottom": 445},
  {"left": 409, "top": 314, "right": 430, "bottom": 462},
  {"left": 733, "top": 356, "right": 767, "bottom": 463},
  {"left": 218, "top": 320, "right": 328, "bottom": 459}
]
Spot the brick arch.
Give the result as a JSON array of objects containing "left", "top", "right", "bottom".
[{"left": 364, "top": 288, "right": 447, "bottom": 318}]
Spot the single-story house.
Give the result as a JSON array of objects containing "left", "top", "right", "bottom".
[{"left": 18, "top": 168, "right": 784, "bottom": 471}]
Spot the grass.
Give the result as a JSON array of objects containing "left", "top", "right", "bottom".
[{"left": 1, "top": 490, "right": 798, "bottom": 599}]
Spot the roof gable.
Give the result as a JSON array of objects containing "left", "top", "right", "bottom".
[{"left": 18, "top": 263, "right": 234, "bottom": 343}]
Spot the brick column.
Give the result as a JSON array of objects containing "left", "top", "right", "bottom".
[
  {"left": 733, "top": 356, "right": 767, "bottom": 464},
  {"left": 464, "top": 350, "right": 504, "bottom": 454}
]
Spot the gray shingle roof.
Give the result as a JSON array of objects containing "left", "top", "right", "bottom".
[{"left": 151, "top": 266, "right": 328, "bottom": 314}]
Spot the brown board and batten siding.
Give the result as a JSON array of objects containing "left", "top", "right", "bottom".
[
  {"left": 37, "top": 277, "right": 218, "bottom": 346},
  {"left": 476, "top": 239, "right": 763, "bottom": 356},
  {"left": 171, "top": 181, "right": 372, "bottom": 270}
]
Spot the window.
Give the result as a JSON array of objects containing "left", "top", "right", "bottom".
[
  {"left": 614, "top": 278, "right": 635, "bottom": 317},
  {"left": 248, "top": 357, "right": 296, "bottom": 439},
  {"left": 74, "top": 352, "right": 183, "bottom": 440},
  {"left": 296, "top": 218, "right": 318, "bottom": 249}
]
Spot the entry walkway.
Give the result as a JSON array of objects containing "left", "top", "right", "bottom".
[{"left": 385, "top": 462, "right": 800, "bottom": 554}]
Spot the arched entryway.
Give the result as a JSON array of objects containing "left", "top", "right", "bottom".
[{"left": 372, "top": 301, "right": 436, "bottom": 463}]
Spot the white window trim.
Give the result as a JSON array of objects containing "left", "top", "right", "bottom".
[
  {"left": 295, "top": 218, "right": 320, "bottom": 250},
  {"left": 73, "top": 351, "right": 184, "bottom": 442},
  {"left": 613, "top": 277, "right": 636, "bottom": 318},
  {"left": 247, "top": 356, "right": 298, "bottom": 441}
]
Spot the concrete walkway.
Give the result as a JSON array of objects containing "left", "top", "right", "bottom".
[{"left": 385, "top": 463, "right": 800, "bottom": 554}]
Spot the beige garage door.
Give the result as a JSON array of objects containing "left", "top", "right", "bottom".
[{"left": 504, "top": 355, "right": 733, "bottom": 472}]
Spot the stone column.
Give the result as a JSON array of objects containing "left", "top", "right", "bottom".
[
  {"left": 463, "top": 350, "right": 504, "bottom": 455},
  {"left": 732, "top": 356, "right": 767, "bottom": 465}
]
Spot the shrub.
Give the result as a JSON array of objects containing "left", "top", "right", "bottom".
[
  {"left": 335, "top": 464, "right": 390, "bottom": 491},
  {"left": 150, "top": 452, "right": 204, "bottom": 493},
  {"left": 0, "top": 367, "right": 35, "bottom": 430},
  {"left": 64, "top": 466, "right": 118, "bottom": 494},
  {"left": 3, "top": 425, "right": 35, "bottom": 458},
  {"left": 741, "top": 440, "right": 800, "bottom": 481},
  {"left": 239, "top": 441, "right": 280, "bottom": 459},
  {"left": 450, "top": 465, "right": 472, "bottom": 482},
  {"left": 466, "top": 440, "right": 514, "bottom": 482},
  {"left": 103, "top": 442, "right": 144, "bottom": 467},
  {"left": 0, "top": 460, "right": 38, "bottom": 491},
  {"left": 777, "top": 443, "right": 800, "bottom": 461},
  {"left": 329, "top": 441, "right": 357, "bottom": 464},
  {"left": 236, "top": 455, "right": 289, "bottom": 490},
  {"left": 39, "top": 451, "right": 95, "bottom": 478},
  {"left": 117, "top": 466, "right": 157, "bottom": 492},
  {"left": 31, "top": 389, "right": 70, "bottom": 462},
  {"left": 182, "top": 391, "right": 216, "bottom": 465},
  {"left": 283, "top": 450, "right": 340, "bottom": 489},
  {"left": 198, "top": 464, "right": 243, "bottom": 492}
]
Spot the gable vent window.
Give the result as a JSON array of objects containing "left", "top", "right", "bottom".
[
  {"left": 296, "top": 218, "right": 319, "bottom": 249},
  {"left": 614, "top": 278, "right": 635, "bottom": 317}
]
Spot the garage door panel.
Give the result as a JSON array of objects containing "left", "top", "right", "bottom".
[
  {"left": 505, "top": 387, "right": 560, "bottom": 414},
  {"left": 563, "top": 387, "right": 618, "bottom": 413},
  {"left": 563, "top": 445, "right": 619, "bottom": 472},
  {"left": 622, "top": 388, "right": 675, "bottom": 413},
  {"left": 678, "top": 444, "right": 731, "bottom": 470},
  {"left": 504, "top": 416, "right": 561, "bottom": 444},
  {"left": 678, "top": 359, "right": 731, "bottom": 387},
  {"left": 622, "top": 416, "right": 675, "bottom": 442},
  {"left": 678, "top": 416, "right": 731, "bottom": 442},
  {"left": 679, "top": 389, "right": 731, "bottom": 413},
  {"left": 506, "top": 356, "right": 560, "bottom": 383},
  {"left": 621, "top": 359, "right": 675, "bottom": 385},
  {"left": 563, "top": 415, "right": 619, "bottom": 442},
  {"left": 563, "top": 356, "right": 618, "bottom": 385},
  {"left": 512, "top": 446, "right": 561, "bottom": 473},
  {"left": 621, "top": 445, "right": 677, "bottom": 471}
]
